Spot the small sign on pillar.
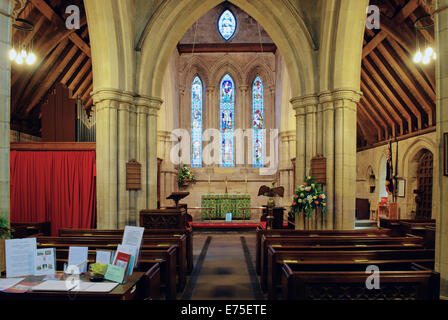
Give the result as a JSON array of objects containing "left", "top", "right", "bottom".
[
  {"left": 311, "top": 154, "right": 326, "bottom": 185},
  {"left": 126, "top": 159, "right": 141, "bottom": 190}
]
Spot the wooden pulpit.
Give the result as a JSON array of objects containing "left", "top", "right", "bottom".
[{"left": 140, "top": 207, "right": 187, "bottom": 229}]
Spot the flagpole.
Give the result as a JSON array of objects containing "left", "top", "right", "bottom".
[{"left": 394, "top": 138, "right": 398, "bottom": 203}]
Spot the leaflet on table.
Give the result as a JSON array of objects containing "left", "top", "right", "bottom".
[
  {"left": 122, "top": 226, "right": 144, "bottom": 265},
  {"left": 31, "top": 280, "right": 76, "bottom": 292},
  {"left": 35, "top": 248, "right": 56, "bottom": 275},
  {"left": 5, "top": 238, "right": 37, "bottom": 278},
  {"left": 72, "top": 281, "right": 119, "bottom": 292},
  {"left": 96, "top": 250, "right": 113, "bottom": 264},
  {"left": 113, "top": 248, "right": 133, "bottom": 276},
  {"left": 113, "top": 244, "right": 137, "bottom": 275},
  {"left": 104, "top": 264, "right": 127, "bottom": 283},
  {"left": 68, "top": 246, "right": 88, "bottom": 273},
  {"left": 0, "top": 278, "right": 25, "bottom": 291}
]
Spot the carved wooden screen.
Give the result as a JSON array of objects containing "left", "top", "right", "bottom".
[{"left": 416, "top": 151, "right": 433, "bottom": 220}]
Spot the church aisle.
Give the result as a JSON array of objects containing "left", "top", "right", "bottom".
[{"left": 184, "top": 231, "right": 263, "bottom": 300}]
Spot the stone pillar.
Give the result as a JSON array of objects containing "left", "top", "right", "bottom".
[
  {"left": 0, "top": 0, "right": 12, "bottom": 224},
  {"left": 319, "top": 92, "right": 335, "bottom": 229},
  {"left": 0, "top": 0, "right": 14, "bottom": 273},
  {"left": 147, "top": 97, "right": 162, "bottom": 209},
  {"left": 93, "top": 89, "right": 134, "bottom": 229},
  {"left": 238, "top": 85, "right": 248, "bottom": 129},
  {"left": 206, "top": 86, "right": 216, "bottom": 131},
  {"left": 291, "top": 97, "right": 306, "bottom": 186},
  {"left": 94, "top": 94, "right": 118, "bottom": 229},
  {"left": 135, "top": 97, "right": 149, "bottom": 217},
  {"left": 128, "top": 104, "right": 138, "bottom": 225},
  {"left": 434, "top": 0, "right": 448, "bottom": 298},
  {"left": 304, "top": 100, "right": 318, "bottom": 173},
  {"left": 179, "top": 86, "right": 186, "bottom": 129},
  {"left": 117, "top": 100, "right": 131, "bottom": 227},
  {"left": 331, "top": 90, "right": 361, "bottom": 229}
]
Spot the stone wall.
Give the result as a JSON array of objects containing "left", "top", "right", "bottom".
[
  {"left": 179, "top": 2, "right": 273, "bottom": 45},
  {"left": 356, "top": 131, "right": 438, "bottom": 219}
]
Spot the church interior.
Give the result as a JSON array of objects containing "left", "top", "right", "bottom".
[{"left": 0, "top": 0, "right": 447, "bottom": 302}]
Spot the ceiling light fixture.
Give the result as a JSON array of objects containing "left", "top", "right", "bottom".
[{"left": 413, "top": 15, "right": 436, "bottom": 65}]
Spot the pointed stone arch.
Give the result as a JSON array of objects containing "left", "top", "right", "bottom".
[{"left": 136, "top": 0, "right": 317, "bottom": 100}]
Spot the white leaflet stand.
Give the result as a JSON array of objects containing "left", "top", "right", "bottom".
[{"left": 5, "top": 238, "right": 37, "bottom": 278}]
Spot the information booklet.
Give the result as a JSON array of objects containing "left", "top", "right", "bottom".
[
  {"left": 5, "top": 238, "right": 37, "bottom": 278},
  {"left": 35, "top": 248, "right": 56, "bottom": 275},
  {"left": 113, "top": 244, "right": 137, "bottom": 275},
  {"left": 31, "top": 280, "right": 76, "bottom": 292},
  {"left": 113, "top": 251, "right": 131, "bottom": 273},
  {"left": 68, "top": 246, "right": 89, "bottom": 273},
  {"left": 104, "top": 264, "right": 126, "bottom": 284},
  {"left": 122, "top": 226, "right": 144, "bottom": 266},
  {"left": 96, "top": 250, "right": 113, "bottom": 265}
]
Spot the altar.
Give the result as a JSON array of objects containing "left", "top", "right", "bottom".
[{"left": 201, "top": 194, "right": 251, "bottom": 219}]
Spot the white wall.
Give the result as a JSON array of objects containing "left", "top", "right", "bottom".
[{"left": 356, "top": 131, "right": 438, "bottom": 219}]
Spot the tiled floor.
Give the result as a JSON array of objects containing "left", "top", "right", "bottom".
[{"left": 182, "top": 231, "right": 263, "bottom": 300}]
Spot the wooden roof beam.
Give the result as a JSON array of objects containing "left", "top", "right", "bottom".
[
  {"left": 358, "top": 93, "right": 390, "bottom": 138},
  {"left": 376, "top": 41, "right": 434, "bottom": 126},
  {"left": 361, "top": 72, "right": 403, "bottom": 135},
  {"left": 362, "top": 57, "right": 414, "bottom": 131},
  {"left": 73, "top": 72, "right": 92, "bottom": 99},
  {"left": 25, "top": 43, "right": 79, "bottom": 115},
  {"left": 366, "top": 51, "right": 423, "bottom": 130},
  {"left": 361, "top": 83, "right": 398, "bottom": 138},
  {"left": 14, "top": 40, "right": 69, "bottom": 116},
  {"left": 362, "top": 0, "right": 419, "bottom": 58},
  {"left": 357, "top": 104, "right": 380, "bottom": 142},
  {"left": 81, "top": 83, "right": 93, "bottom": 103},
  {"left": 30, "top": 0, "right": 91, "bottom": 57},
  {"left": 68, "top": 60, "right": 92, "bottom": 92}
]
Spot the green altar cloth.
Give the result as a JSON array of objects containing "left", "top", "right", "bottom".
[{"left": 201, "top": 194, "right": 251, "bottom": 219}]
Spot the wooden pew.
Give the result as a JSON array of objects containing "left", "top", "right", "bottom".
[
  {"left": 267, "top": 247, "right": 435, "bottom": 299},
  {"left": 59, "top": 228, "right": 194, "bottom": 274},
  {"left": 255, "top": 226, "right": 392, "bottom": 274},
  {"left": 37, "top": 243, "right": 178, "bottom": 300},
  {"left": 281, "top": 261, "right": 440, "bottom": 300},
  {"left": 38, "top": 235, "right": 187, "bottom": 291},
  {"left": 259, "top": 234, "right": 424, "bottom": 283},
  {"left": 11, "top": 222, "right": 51, "bottom": 238},
  {"left": 139, "top": 262, "right": 162, "bottom": 300}
]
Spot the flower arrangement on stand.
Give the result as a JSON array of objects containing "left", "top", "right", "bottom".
[
  {"left": 177, "top": 164, "right": 196, "bottom": 189},
  {"left": 291, "top": 174, "right": 327, "bottom": 229}
]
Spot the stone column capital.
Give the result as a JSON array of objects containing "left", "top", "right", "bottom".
[
  {"left": 206, "top": 86, "right": 216, "bottom": 93},
  {"left": 239, "top": 85, "right": 249, "bottom": 93},
  {"left": 290, "top": 94, "right": 319, "bottom": 116},
  {"left": 134, "top": 95, "right": 163, "bottom": 116},
  {"left": 179, "top": 86, "right": 186, "bottom": 95},
  {"left": 92, "top": 88, "right": 135, "bottom": 105},
  {"left": 318, "top": 88, "right": 363, "bottom": 104}
]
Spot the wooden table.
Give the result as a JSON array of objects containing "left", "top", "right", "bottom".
[{"left": 0, "top": 272, "right": 145, "bottom": 300}]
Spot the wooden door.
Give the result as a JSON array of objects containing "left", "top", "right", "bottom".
[{"left": 416, "top": 152, "right": 433, "bottom": 220}]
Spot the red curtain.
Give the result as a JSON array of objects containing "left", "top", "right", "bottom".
[{"left": 10, "top": 151, "right": 96, "bottom": 235}]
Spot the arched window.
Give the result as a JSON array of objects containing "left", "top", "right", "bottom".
[
  {"left": 218, "top": 9, "right": 237, "bottom": 41},
  {"left": 252, "top": 76, "right": 264, "bottom": 167},
  {"left": 191, "top": 76, "right": 203, "bottom": 167},
  {"left": 220, "top": 74, "right": 235, "bottom": 167}
]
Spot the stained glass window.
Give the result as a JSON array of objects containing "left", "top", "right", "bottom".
[
  {"left": 220, "top": 74, "right": 235, "bottom": 167},
  {"left": 252, "top": 77, "right": 264, "bottom": 167},
  {"left": 191, "top": 76, "right": 203, "bottom": 167},
  {"left": 218, "top": 9, "right": 236, "bottom": 41}
]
